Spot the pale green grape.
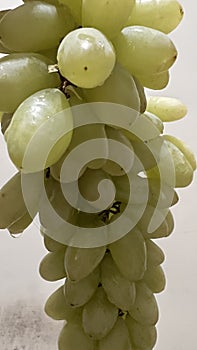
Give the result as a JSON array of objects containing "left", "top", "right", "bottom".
[
  {"left": 78, "top": 169, "right": 115, "bottom": 211},
  {"left": 137, "top": 70, "right": 170, "bottom": 90},
  {"left": 148, "top": 178, "right": 178, "bottom": 208},
  {"left": 164, "top": 135, "right": 197, "bottom": 171},
  {"left": 109, "top": 227, "right": 147, "bottom": 282},
  {"left": 102, "top": 126, "right": 134, "bottom": 177},
  {"left": 39, "top": 248, "right": 67, "bottom": 281},
  {"left": 64, "top": 266, "right": 100, "bottom": 307},
  {"left": 128, "top": 281, "right": 159, "bottom": 325},
  {"left": 146, "top": 239, "right": 165, "bottom": 268},
  {"left": 0, "top": 53, "right": 61, "bottom": 113},
  {"left": 58, "top": 0, "right": 82, "bottom": 24},
  {"left": 137, "top": 205, "right": 174, "bottom": 239},
  {"left": 5, "top": 88, "right": 73, "bottom": 172},
  {"left": 0, "top": 172, "right": 38, "bottom": 229},
  {"left": 64, "top": 245, "right": 106, "bottom": 281},
  {"left": 113, "top": 26, "right": 177, "bottom": 76},
  {"left": 38, "top": 47, "right": 58, "bottom": 62},
  {"left": 133, "top": 77, "right": 147, "bottom": 113},
  {"left": 112, "top": 174, "right": 147, "bottom": 205},
  {"left": 146, "top": 96, "right": 187, "bottom": 122},
  {"left": 82, "top": 0, "right": 134, "bottom": 39},
  {"left": 101, "top": 254, "right": 136, "bottom": 310},
  {"left": 82, "top": 287, "right": 118, "bottom": 340},
  {"left": 81, "top": 63, "right": 140, "bottom": 111},
  {"left": 142, "top": 265, "right": 166, "bottom": 293},
  {"left": 144, "top": 112, "right": 164, "bottom": 134},
  {"left": 126, "top": 315, "right": 157, "bottom": 349},
  {"left": 123, "top": 114, "right": 161, "bottom": 143},
  {"left": 0, "top": 2, "right": 75, "bottom": 52},
  {"left": 7, "top": 212, "right": 33, "bottom": 235},
  {"left": 58, "top": 322, "right": 95, "bottom": 350},
  {"left": 43, "top": 234, "right": 67, "bottom": 252},
  {"left": 57, "top": 27, "right": 116, "bottom": 88},
  {"left": 45, "top": 285, "right": 82, "bottom": 321},
  {"left": 98, "top": 317, "right": 131, "bottom": 350},
  {"left": 127, "top": 0, "right": 184, "bottom": 34},
  {"left": 1, "top": 113, "right": 13, "bottom": 135}
]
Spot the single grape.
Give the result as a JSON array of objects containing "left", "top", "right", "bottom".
[
  {"left": 137, "top": 70, "right": 170, "bottom": 90},
  {"left": 127, "top": 0, "right": 184, "bottom": 34},
  {"left": 146, "top": 96, "right": 187, "bottom": 121},
  {"left": 4, "top": 88, "right": 73, "bottom": 172},
  {"left": 82, "top": 0, "right": 134, "bottom": 39},
  {"left": 142, "top": 265, "right": 166, "bottom": 293},
  {"left": 98, "top": 317, "right": 131, "bottom": 350},
  {"left": 39, "top": 248, "right": 67, "bottom": 281},
  {"left": 126, "top": 315, "right": 157, "bottom": 349},
  {"left": 57, "top": 27, "right": 116, "bottom": 88},
  {"left": 0, "top": 53, "right": 61, "bottom": 113},
  {"left": 113, "top": 26, "right": 177, "bottom": 76},
  {"left": 58, "top": 322, "right": 95, "bottom": 350},
  {"left": 164, "top": 135, "right": 196, "bottom": 170},
  {"left": 0, "top": 1, "right": 75, "bottom": 52}
]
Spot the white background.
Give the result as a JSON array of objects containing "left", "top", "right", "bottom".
[{"left": 0, "top": 0, "right": 196, "bottom": 349}]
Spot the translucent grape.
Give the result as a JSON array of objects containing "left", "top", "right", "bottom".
[
  {"left": 146, "top": 96, "right": 187, "bottom": 122},
  {"left": 137, "top": 70, "right": 170, "bottom": 90},
  {"left": 81, "top": 63, "right": 140, "bottom": 111},
  {"left": 82, "top": 0, "right": 134, "bottom": 39},
  {"left": 0, "top": 53, "right": 61, "bottom": 113},
  {"left": 145, "top": 239, "right": 165, "bottom": 268},
  {"left": 39, "top": 248, "right": 67, "bottom": 281},
  {"left": 126, "top": 315, "right": 157, "bottom": 349},
  {"left": 4, "top": 88, "right": 73, "bottom": 172},
  {"left": 82, "top": 287, "right": 118, "bottom": 340},
  {"left": 101, "top": 254, "right": 136, "bottom": 310},
  {"left": 7, "top": 212, "right": 33, "bottom": 235},
  {"left": 0, "top": 1, "right": 75, "bottom": 52},
  {"left": 64, "top": 245, "right": 106, "bottom": 281},
  {"left": 127, "top": 0, "right": 184, "bottom": 34},
  {"left": 64, "top": 267, "right": 100, "bottom": 307},
  {"left": 128, "top": 282, "right": 159, "bottom": 325},
  {"left": 142, "top": 265, "right": 166, "bottom": 293},
  {"left": 58, "top": 0, "right": 82, "bottom": 25},
  {"left": 43, "top": 234, "right": 66, "bottom": 252},
  {"left": 98, "top": 317, "right": 131, "bottom": 350},
  {"left": 109, "top": 227, "right": 147, "bottom": 282},
  {"left": 113, "top": 26, "right": 177, "bottom": 76},
  {"left": 57, "top": 27, "right": 116, "bottom": 88}
]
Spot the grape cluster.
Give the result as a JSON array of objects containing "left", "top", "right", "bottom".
[{"left": 0, "top": 0, "right": 196, "bottom": 349}]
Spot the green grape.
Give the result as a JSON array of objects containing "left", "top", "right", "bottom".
[
  {"left": 102, "top": 126, "right": 134, "bottom": 177},
  {"left": 82, "top": 0, "right": 134, "bottom": 39},
  {"left": 148, "top": 178, "right": 178, "bottom": 208},
  {"left": 4, "top": 88, "right": 73, "bottom": 172},
  {"left": 128, "top": 281, "right": 159, "bottom": 325},
  {"left": 126, "top": 315, "right": 157, "bottom": 349},
  {"left": 146, "top": 239, "right": 165, "bottom": 268},
  {"left": 112, "top": 174, "right": 147, "bottom": 205},
  {"left": 101, "top": 254, "right": 136, "bottom": 310},
  {"left": 137, "top": 70, "right": 170, "bottom": 90},
  {"left": 81, "top": 63, "right": 140, "bottom": 112},
  {"left": 0, "top": 172, "right": 38, "bottom": 229},
  {"left": 64, "top": 266, "right": 100, "bottom": 307},
  {"left": 78, "top": 169, "right": 115, "bottom": 211},
  {"left": 82, "top": 287, "right": 118, "bottom": 340},
  {"left": 39, "top": 248, "right": 67, "bottom": 281},
  {"left": 147, "top": 140, "right": 194, "bottom": 188},
  {"left": 137, "top": 206, "right": 174, "bottom": 239},
  {"left": 109, "top": 227, "right": 147, "bottom": 282},
  {"left": 43, "top": 234, "right": 67, "bottom": 252},
  {"left": 144, "top": 112, "right": 164, "bottom": 134},
  {"left": 38, "top": 47, "right": 58, "bottom": 62},
  {"left": 1, "top": 113, "right": 13, "bottom": 135},
  {"left": 123, "top": 114, "right": 161, "bottom": 143},
  {"left": 98, "top": 317, "right": 131, "bottom": 350},
  {"left": 142, "top": 265, "right": 166, "bottom": 293},
  {"left": 0, "top": 2, "right": 75, "bottom": 52},
  {"left": 58, "top": 0, "right": 82, "bottom": 25},
  {"left": 0, "top": 53, "right": 61, "bottom": 113},
  {"left": 127, "top": 0, "right": 184, "bottom": 34},
  {"left": 133, "top": 76, "right": 147, "bottom": 113},
  {"left": 45, "top": 285, "right": 82, "bottom": 321},
  {"left": 7, "top": 212, "right": 33, "bottom": 235},
  {"left": 146, "top": 96, "right": 187, "bottom": 122},
  {"left": 64, "top": 245, "right": 106, "bottom": 282},
  {"left": 113, "top": 26, "right": 177, "bottom": 76},
  {"left": 164, "top": 135, "right": 197, "bottom": 171},
  {"left": 57, "top": 27, "right": 116, "bottom": 88},
  {"left": 58, "top": 322, "right": 95, "bottom": 350}
]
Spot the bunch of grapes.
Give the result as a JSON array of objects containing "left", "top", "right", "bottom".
[{"left": 0, "top": 0, "right": 196, "bottom": 349}]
